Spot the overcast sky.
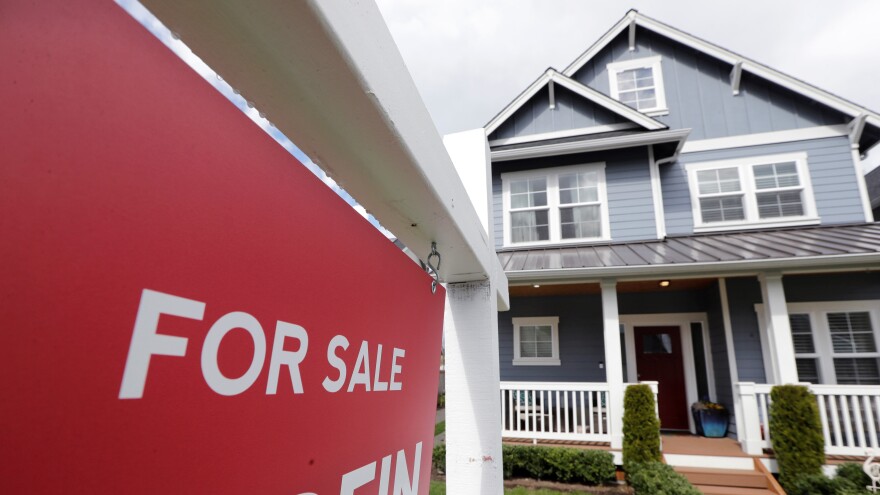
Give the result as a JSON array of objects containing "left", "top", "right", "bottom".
[{"left": 375, "top": 0, "right": 880, "bottom": 137}]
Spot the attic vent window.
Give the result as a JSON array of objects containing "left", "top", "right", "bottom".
[{"left": 607, "top": 56, "right": 668, "bottom": 116}]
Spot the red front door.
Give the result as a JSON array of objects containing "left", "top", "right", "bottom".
[{"left": 634, "top": 326, "right": 689, "bottom": 430}]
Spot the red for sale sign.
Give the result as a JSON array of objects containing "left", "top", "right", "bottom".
[{"left": 0, "top": 1, "right": 445, "bottom": 493}]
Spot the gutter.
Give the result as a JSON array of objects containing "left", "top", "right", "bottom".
[{"left": 504, "top": 252, "right": 880, "bottom": 283}]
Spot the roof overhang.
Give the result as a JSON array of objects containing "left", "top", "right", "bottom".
[
  {"left": 506, "top": 252, "right": 880, "bottom": 284},
  {"left": 563, "top": 10, "right": 880, "bottom": 154},
  {"left": 491, "top": 127, "right": 690, "bottom": 163}
]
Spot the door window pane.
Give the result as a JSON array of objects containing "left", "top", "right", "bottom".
[{"left": 643, "top": 334, "right": 673, "bottom": 354}]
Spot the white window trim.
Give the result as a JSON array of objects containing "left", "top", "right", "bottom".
[
  {"left": 501, "top": 163, "right": 611, "bottom": 248},
  {"left": 685, "top": 152, "right": 819, "bottom": 233},
  {"left": 607, "top": 55, "right": 668, "bottom": 116},
  {"left": 512, "top": 316, "right": 561, "bottom": 366},
  {"left": 755, "top": 300, "right": 880, "bottom": 385}
]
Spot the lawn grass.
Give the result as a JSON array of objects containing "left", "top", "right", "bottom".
[
  {"left": 429, "top": 481, "right": 594, "bottom": 494},
  {"left": 434, "top": 420, "right": 445, "bottom": 436}
]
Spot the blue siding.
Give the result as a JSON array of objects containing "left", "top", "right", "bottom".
[
  {"left": 663, "top": 136, "right": 865, "bottom": 236},
  {"left": 499, "top": 289, "right": 719, "bottom": 382},
  {"left": 491, "top": 85, "right": 629, "bottom": 141},
  {"left": 723, "top": 277, "right": 767, "bottom": 384},
  {"left": 571, "top": 30, "right": 848, "bottom": 140},
  {"left": 492, "top": 147, "right": 657, "bottom": 249}
]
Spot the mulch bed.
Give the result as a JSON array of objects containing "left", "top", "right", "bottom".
[{"left": 432, "top": 472, "right": 633, "bottom": 494}]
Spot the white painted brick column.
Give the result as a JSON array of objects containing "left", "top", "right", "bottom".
[
  {"left": 444, "top": 280, "right": 503, "bottom": 494},
  {"left": 601, "top": 279, "right": 625, "bottom": 450},
  {"left": 759, "top": 273, "right": 798, "bottom": 384}
]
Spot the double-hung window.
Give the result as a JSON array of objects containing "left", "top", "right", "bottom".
[
  {"left": 502, "top": 164, "right": 610, "bottom": 246},
  {"left": 686, "top": 152, "right": 818, "bottom": 232},
  {"left": 512, "top": 317, "right": 560, "bottom": 366},
  {"left": 607, "top": 56, "right": 667, "bottom": 116},
  {"left": 759, "top": 301, "right": 880, "bottom": 385}
]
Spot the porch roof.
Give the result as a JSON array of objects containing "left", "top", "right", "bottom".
[{"left": 499, "top": 223, "right": 880, "bottom": 281}]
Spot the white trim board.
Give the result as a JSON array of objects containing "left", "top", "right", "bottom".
[
  {"left": 484, "top": 69, "right": 666, "bottom": 136},
  {"left": 561, "top": 10, "right": 880, "bottom": 134},
  {"left": 680, "top": 125, "right": 848, "bottom": 154},
  {"left": 488, "top": 123, "right": 638, "bottom": 147}
]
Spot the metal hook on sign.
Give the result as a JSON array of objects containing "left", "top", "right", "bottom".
[{"left": 426, "top": 242, "right": 441, "bottom": 294}]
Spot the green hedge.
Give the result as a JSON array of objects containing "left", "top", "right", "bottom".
[
  {"left": 502, "top": 445, "right": 616, "bottom": 485},
  {"left": 623, "top": 384, "right": 661, "bottom": 473},
  {"left": 786, "top": 473, "right": 864, "bottom": 495},
  {"left": 431, "top": 444, "right": 615, "bottom": 485},
  {"left": 769, "top": 385, "right": 825, "bottom": 490},
  {"left": 835, "top": 463, "right": 871, "bottom": 491},
  {"left": 627, "top": 462, "right": 701, "bottom": 495}
]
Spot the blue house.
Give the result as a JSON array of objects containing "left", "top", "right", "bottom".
[{"left": 485, "top": 10, "right": 880, "bottom": 461}]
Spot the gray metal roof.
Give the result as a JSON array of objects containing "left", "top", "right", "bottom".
[{"left": 499, "top": 223, "right": 880, "bottom": 279}]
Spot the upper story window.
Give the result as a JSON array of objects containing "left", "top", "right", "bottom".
[
  {"left": 512, "top": 316, "right": 560, "bottom": 366},
  {"left": 502, "top": 164, "right": 610, "bottom": 247},
  {"left": 607, "top": 56, "right": 668, "bottom": 116},
  {"left": 685, "top": 152, "right": 818, "bottom": 232}
]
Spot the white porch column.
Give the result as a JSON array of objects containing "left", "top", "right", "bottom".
[
  {"left": 758, "top": 273, "right": 798, "bottom": 384},
  {"left": 601, "top": 279, "right": 625, "bottom": 450},
  {"left": 444, "top": 280, "right": 503, "bottom": 495}
]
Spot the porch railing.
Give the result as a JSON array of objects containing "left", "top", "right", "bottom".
[
  {"left": 499, "top": 381, "right": 658, "bottom": 444},
  {"left": 738, "top": 382, "right": 880, "bottom": 456}
]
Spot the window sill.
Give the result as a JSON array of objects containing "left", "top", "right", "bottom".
[
  {"left": 644, "top": 108, "right": 669, "bottom": 117},
  {"left": 504, "top": 237, "right": 613, "bottom": 249},
  {"left": 513, "top": 359, "right": 561, "bottom": 366},
  {"left": 693, "top": 217, "right": 820, "bottom": 233}
]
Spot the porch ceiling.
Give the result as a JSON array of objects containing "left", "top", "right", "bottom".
[
  {"left": 499, "top": 223, "right": 880, "bottom": 281},
  {"left": 510, "top": 278, "right": 716, "bottom": 297}
]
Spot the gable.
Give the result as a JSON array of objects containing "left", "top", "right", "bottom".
[
  {"left": 489, "top": 84, "right": 636, "bottom": 142},
  {"left": 571, "top": 27, "right": 850, "bottom": 141}
]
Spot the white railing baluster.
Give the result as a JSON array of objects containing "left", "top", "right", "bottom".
[
  {"left": 579, "top": 391, "right": 586, "bottom": 436},
  {"left": 563, "top": 390, "right": 569, "bottom": 434},
  {"left": 818, "top": 394, "right": 831, "bottom": 446},
  {"left": 852, "top": 395, "right": 867, "bottom": 449},
  {"left": 829, "top": 395, "right": 842, "bottom": 448},
  {"left": 587, "top": 391, "right": 595, "bottom": 435},
  {"left": 841, "top": 395, "right": 855, "bottom": 447},
  {"left": 554, "top": 390, "right": 561, "bottom": 433}
]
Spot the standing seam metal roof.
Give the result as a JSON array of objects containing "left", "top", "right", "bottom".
[{"left": 497, "top": 223, "right": 880, "bottom": 272}]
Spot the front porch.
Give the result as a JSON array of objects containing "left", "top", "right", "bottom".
[{"left": 498, "top": 270, "right": 880, "bottom": 461}]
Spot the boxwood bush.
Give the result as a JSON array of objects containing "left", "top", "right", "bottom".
[
  {"left": 623, "top": 384, "right": 661, "bottom": 473},
  {"left": 769, "top": 384, "right": 825, "bottom": 490},
  {"left": 627, "top": 462, "right": 701, "bottom": 495},
  {"left": 502, "top": 445, "right": 616, "bottom": 485},
  {"left": 835, "top": 462, "right": 871, "bottom": 491},
  {"left": 786, "top": 472, "right": 863, "bottom": 495},
  {"left": 433, "top": 444, "right": 615, "bottom": 485}
]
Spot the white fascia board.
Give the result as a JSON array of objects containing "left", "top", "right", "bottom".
[
  {"left": 139, "top": 0, "right": 507, "bottom": 289},
  {"left": 563, "top": 11, "right": 880, "bottom": 132},
  {"left": 504, "top": 252, "right": 880, "bottom": 283},
  {"left": 681, "top": 125, "right": 848, "bottom": 154},
  {"left": 549, "top": 72, "right": 666, "bottom": 130},
  {"left": 487, "top": 122, "right": 638, "bottom": 147},
  {"left": 491, "top": 128, "right": 690, "bottom": 162},
  {"left": 485, "top": 71, "right": 553, "bottom": 136},
  {"left": 562, "top": 11, "right": 633, "bottom": 76}
]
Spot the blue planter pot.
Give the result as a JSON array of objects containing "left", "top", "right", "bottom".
[{"left": 692, "top": 408, "right": 729, "bottom": 438}]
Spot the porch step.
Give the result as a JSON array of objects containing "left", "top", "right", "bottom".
[{"left": 673, "top": 466, "right": 778, "bottom": 495}]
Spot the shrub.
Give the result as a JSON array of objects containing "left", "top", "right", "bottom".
[
  {"left": 437, "top": 393, "right": 445, "bottom": 409},
  {"left": 627, "top": 462, "right": 701, "bottom": 495},
  {"left": 769, "top": 385, "right": 825, "bottom": 490},
  {"left": 623, "top": 384, "right": 661, "bottom": 473},
  {"left": 835, "top": 462, "right": 871, "bottom": 491},
  {"left": 432, "top": 444, "right": 445, "bottom": 474},
  {"left": 501, "top": 445, "right": 616, "bottom": 485},
  {"left": 787, "top": 472, "right": 863, "bottom": 495}
]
